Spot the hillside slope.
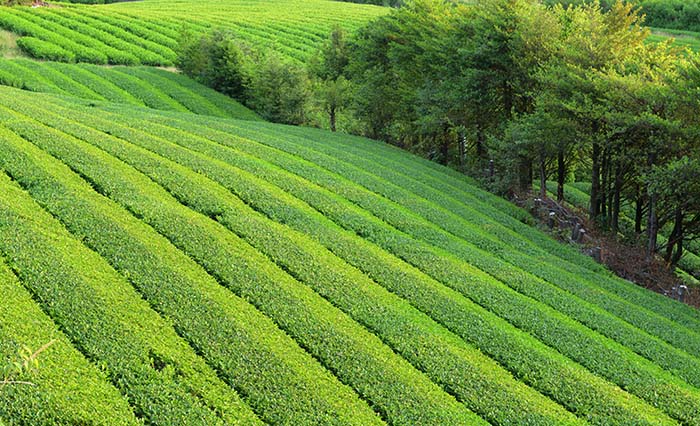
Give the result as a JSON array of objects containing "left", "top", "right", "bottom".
[
  {"left": 0, "top": 0, "right": 388, "bottom": 64},
  {"left": 1, "top": 86, "right": 699, "bottom": 425},
  {"left": 0, "top": 58, "right": 261, "bottom": 120},
  {"left": 544, "top": 181, "right": 700, "bottom": 288}
]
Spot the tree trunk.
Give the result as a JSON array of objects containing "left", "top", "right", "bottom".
[
  {"left": 671, "top": 237, "right": 684, "bottom": 269},
  {"left": 600, "top": 147, "right": 608, "bottom": 222},
  {"left": 590, "top": 136, "right": 601, "bottom": 220},
  {"left": 647, "top": 192, "right": 658, "bottom": 260},
  {"left": 646, "top": 153, "right": 658, "bottom": 260},
  {"left": 557, "top": 149, "right": 565, "bottom": 202},
  {"left": 667, "top": 207, "right": 685, "bottom": 268},
  {"left": 611, "top": 163, "right": 622, "bottom": 234},
  {"left": 635, "top": 195, "right": 645, "bottom": 234},
  {"left": 329, "top": 105, "right": 337, "bottom": 132},
  {"left": 440, "top": 128, "right": 449, "bottom": 166},
  {"left": 606, "top": 162, "right": 615, "bottom": 230},
  {"left": 539, "top": 151, "right": 547, "bottom": 199},
  {"left": 518, "top": 156, "right": 531, "bottom": 193},
  {"left": 665, "top": 218, "right": 679, "bottom": 263},
  {"left": 476, "top": 127, "right": 485, "bottom": 159},
  {"left": 440, "top": 141, "right": 449, "bottom": 165}
]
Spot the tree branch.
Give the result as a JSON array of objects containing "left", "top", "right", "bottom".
[{"left": 22, "top": 339, "right": 56, "bottom": 370}]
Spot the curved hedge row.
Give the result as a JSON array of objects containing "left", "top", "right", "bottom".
[
  {"left": 11, "top": 96, "right": 585, "bottom": 426},
  {"left": 0, "top": 253, "right": 137, "bottom": 426},
  {"left": 0, "top": 0, "right": 388, "bottom": 64},
  {"left": 0, "top": 114, "right": 387, "bottom": 426},
  {"left": 71, "top": 100, "right": 700, "bottom": 425},
  {"left": 0, "top": 95, "right": 483, "bottom": 426},
  {"left": 0, "top": 58, "right": 260, "bottom": 120},
  {"left": 1, "top": 85, "right": 699, "bottom": 424},
  {"left": 267, "top": 122, "right": 700, "bottom": 329},
  {"left": 0, "top": 125, "right": 262, "bottom": 426}
]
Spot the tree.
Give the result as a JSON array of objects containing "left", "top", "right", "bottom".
[
  {"left": 647, "top": 156, "right": 700, "bottom": 267},
  {"left": 176, "top": 28, "right": 250, "bottom": 100},
  {"left": 311, "top": 76, "right": 350, "bottom": 132},
  {"left": 348, "top": 0, "right": 451, "bottom": 144},
  {"left": 247, "top": 52, "right": 310, "bottom": 125},
  {"left": 310, "top": 27, "right": 351, "bottom": 131},
  {"left": 526, "top": 1, "right": 649, "bottom": 218},
  {"left": 176, "top": 28, "right": 310, "bottom": 125}
]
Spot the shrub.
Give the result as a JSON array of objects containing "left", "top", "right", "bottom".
[
  {"left": 177, "top": 29, "right": 310, "bottom": 124},
  {"left": 246, "top": 52, "right": 309, "bottom": 124},
  {"left": 15, "top": 37, "right": 75, "bottom": 62}
]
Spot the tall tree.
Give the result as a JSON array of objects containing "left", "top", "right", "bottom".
[
  {"left": 310, "top": 26, "right": 351, "bottom": 131},
  {"left": 527, "top": 1, "right": 648, "bottom": 217}
]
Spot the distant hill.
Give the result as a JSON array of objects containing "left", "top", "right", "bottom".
[{"left": 0, "top": 0, "right": 388, "bottom": 64}]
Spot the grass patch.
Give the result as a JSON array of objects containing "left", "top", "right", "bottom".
[{"left": 0, "top": 30, "right": 22, "bottom": 58}]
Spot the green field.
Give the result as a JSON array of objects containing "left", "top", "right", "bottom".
[
  {"left": 649, "top": 27, "right": 700, "bottom": 51},
  {"left": 1, "top": 84, "right": 700, "bottom": 424},
  {"left": 0, "top": 58, "right": 261, "bottom": 119},
  {"left": 0, "top": 0, "right": 387, "bottom": 64},
  {"left": 1, "top": 0, "right": 699, "bottom": 424}
]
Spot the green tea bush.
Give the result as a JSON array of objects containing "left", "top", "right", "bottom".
[
  {"left": 15, "top": 37, "right": 74, "bottom": 62},
  {"left": 17, "top": 89, "right": 699, "bottom": 425}
]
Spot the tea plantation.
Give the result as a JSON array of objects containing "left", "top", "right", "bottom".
[
  {"left": 0, "top": 0, "right": 387, "bottom": 64},
  {"left": 0, "top": 58, "right": 261, "bottom": 119},
  {"left": 0, "top": 84, "right": 698, "bottom": 424},
  {"left": 1, "top": 0, "right": 700, "bottom": 425}
]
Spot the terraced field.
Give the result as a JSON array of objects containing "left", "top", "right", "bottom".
[
  {"left": 0, "top": 58, "right": 261, "bottom": 119},
  {"left": 0, "top": 0, "right": 387, "bottom": 64},
  {"left": 1, "top": 84, "right": 700, "bottom": 425},
  {"left": 649, "top": 27, "right": 700, "bottom": 51}
]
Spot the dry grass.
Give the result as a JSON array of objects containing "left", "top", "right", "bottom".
[{"left": 0, "top": 30, "right": 23, "bottom": 58}]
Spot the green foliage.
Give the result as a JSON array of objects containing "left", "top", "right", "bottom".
[
  {"left": 339, "top": 0, "right": 696, "bottom": 263},
  {"left": 334, "top": 0, "right": 403, "bottom": 6},
  {"left": 0, "top": 0, "right": 31, "bottom": 6},
  {"left": 2, "top": 339, "right": 56, "bottom": 387},
  {"left": 177, "top": 29, "right": 249, "bottom": 99},
  {"left": 32, "top": 93, "right": 586, "bottom": 426},
  {"left": 647, "top": 156, "right": 700, "bottom": 258},
  {"left": 308, "top": 26, "right": 352, "bottom": 131},
  {"left": 47, "top": 0, "right": 128, "bottom": 4},
  {"left": 0, "top": 260, "right": 136, "bottom": 425},
  {"left": 634, "top": 0, "right": 700, "bottom": 32},
  {"left": 247, "top": 52, "right": 310, "bottom": 124},
  {"left": 178, "top": 29, "right": 310, "bottom": 124},
  {"left": 0, "top": 1, "right": 700, "bottom": 423},
  {"left": 545, "top": 1, "right": 700, "bottom": 33},
  {"left": 310, "top": 26, "right": 350, "bottom": 82},
  {"left": 0, "top": 138, "right": 260, "bottom": 425},
  {"left": 79, "top": 100, "right": 697, "bottom": 424},
  {"left": 0, "top": 112, "right": 378, "bottom": 426},
  {"left": 15, "top": 37, "right": 74, "bottom": 62}
]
